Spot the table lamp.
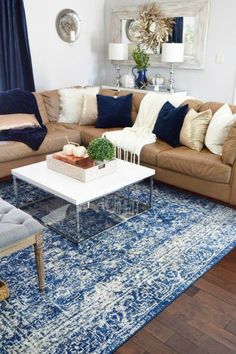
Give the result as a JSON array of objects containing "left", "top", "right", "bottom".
[
  {"left": 161, "top": 43, "right": 184, "bottom": 93},
  {"left": 108, "top": 43, "right": 128, "bottom": 87}
]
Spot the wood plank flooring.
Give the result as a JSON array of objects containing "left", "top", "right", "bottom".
[{"left": 115, "top": 248, "right": 236, "bottom": 354}]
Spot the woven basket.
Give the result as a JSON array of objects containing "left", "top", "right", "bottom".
[{"left": 0, "top": 281, "right": 9, "bottom": 302}]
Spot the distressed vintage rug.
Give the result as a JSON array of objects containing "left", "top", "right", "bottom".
[{"left": 0, "top": 181, "right": 235, "bottom": 354}]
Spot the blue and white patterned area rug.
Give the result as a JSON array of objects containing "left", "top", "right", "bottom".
[{"left": 0, "top": 181, "right": 236, "bottom": 354}]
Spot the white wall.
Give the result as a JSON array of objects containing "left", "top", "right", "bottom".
[
  {"left": 105, "top": 0, "right": 236, "bottom": 103},
  {"left": 24, "top": 0, "right": 105, "bottom": 91}
]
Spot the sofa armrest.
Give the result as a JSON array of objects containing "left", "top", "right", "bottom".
[
  {"left": 222, "top": 122, "right": 236, "bottom": 166},
  {"left": 230, "top": 162, "right": 236, "bottom": 205}
]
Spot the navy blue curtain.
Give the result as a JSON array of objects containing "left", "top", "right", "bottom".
[
  {"left": 0, "top": 0, "right": 35, "bottom": 91},
  {"left": 169, "top": 17, "right": 183, "bottom": 43}
]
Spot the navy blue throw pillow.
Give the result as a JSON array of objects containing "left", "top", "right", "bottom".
[
  {"left": 95, "top": 94, "right": 133, "bottom": 128},
  {"left": 0, "top": 88, "right": 43, "bottom": 125},
  {"left": 153, "top": 101, "right": 188, "bottom": 147}
]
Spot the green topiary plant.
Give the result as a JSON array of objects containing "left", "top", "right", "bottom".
[
  {"left": 132, "top": 44, "right": 150, "bottom": 71},
  {"left": 87, "top": 137, "right": 115, "bottom": 161}
]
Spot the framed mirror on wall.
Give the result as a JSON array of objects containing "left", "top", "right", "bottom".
[{"left": 111, "top": 0, "right": 210, "bottom": 69}]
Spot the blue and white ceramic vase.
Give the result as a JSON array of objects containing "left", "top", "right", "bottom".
[{"left": 132, "top": 67, "right": 148, "bottom": 89}]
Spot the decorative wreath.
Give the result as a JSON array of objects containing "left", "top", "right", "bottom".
[{"left": 135, "top": 3, "right": 175, "bottom": 53}]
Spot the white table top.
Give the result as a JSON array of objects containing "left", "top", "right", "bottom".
[{"left": 12, "top": 159, "right": 155, "bottom": 205}]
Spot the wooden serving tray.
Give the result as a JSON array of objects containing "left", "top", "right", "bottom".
[
  {"left": 47, "top": 153, "right": 117, "bottom": 182},
  {"left": 53, "top": 152, "right": 94, "bottom": 169}
]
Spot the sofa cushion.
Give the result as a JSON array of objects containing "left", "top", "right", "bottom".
[
  {"left": 156, "top": 147, "right": 232, "bottom": 184},
  {"left": 40, "top": 89, "right": 60, "bottom": 122},
  {"left": 181, "top": 98, "right": 203, "bottom": 112},
  {"left": 199, "top": 102, "right": 236, "bottom": 115},
  {"left": 33, "top": 92, "right": 49, "bottom": 124},
  {"left": 205, "top": 104, "right": 236, "bottom": 156},
  {"left": 100, "top": 89, "right": 145, "bottom": 124},
  {"left": 79, "top": 125, "right": 122, "bottom": 147},
  {"left": 222, "top": 121, "right": 236, "bottom": 166},
  {"left": 59, "top": 87, "right": 100, "bottom": 124},
  {"left": 140, "top": 140, "right": 173, "bottom": 166},
  {"left": 180, "top": 109, "right": 212, "bottom": 151},
  {"left": 58, "top": 88, "right": 84, "bottom": 123},
  {"left": 0, "top": 89, "right": 43, "bottom": 125},
  {"left": 0, "top": 114, "right": 40, "bottom": 131},
  {"left": 80, "top": 94, "right": 98, "bottom": 125},
  {"left": 0, "top": 122, "right": 81, "bottom": 163},
  {"left": 153, "top": 102, "right": 189, "bottom": 147},
  {"left": 96, "top": 94, "right": 133, "bottom": 128}
]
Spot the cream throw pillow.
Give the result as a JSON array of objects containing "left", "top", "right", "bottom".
[
  {"left": 80, "top": 93, "right": 98, "bottom": 125},
  {"left": 180, "top": 109, "right": 212, "bottom": 151},
  {"left": 205, "top": 103, "right": 236, "bottom": 155},
  {"left": 58, "top": 87, "right": 99, "bottom": 124}
]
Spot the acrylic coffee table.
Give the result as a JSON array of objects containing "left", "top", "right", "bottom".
[{"left": 12, "top": 159, "right": 155, "bottom": 243}]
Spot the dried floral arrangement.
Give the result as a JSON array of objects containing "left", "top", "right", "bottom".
[{"left": 135, "top": 3, "right": 175, "bottom": 53}]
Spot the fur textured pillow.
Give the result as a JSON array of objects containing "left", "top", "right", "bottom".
[{"left": 58, "top": 87, "right": 100, "bottom": 124}]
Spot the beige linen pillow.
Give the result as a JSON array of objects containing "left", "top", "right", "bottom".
[
  {"left": 205, "top": 103, "right": 236, "bottom": 155},
  {"left": 180, "top": 108, "right": 212, "bottom": 151},
  {"left": 80, "top": 93, "right": 98, "bottom": 125},
  {"left": 0, "top": 113, "right": 40, "bottom": 131},
  {"left": 58, "top": 87, "right": 100, "bottom": 124}
]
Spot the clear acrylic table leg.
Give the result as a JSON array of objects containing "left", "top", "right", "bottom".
[{"left": 76, "top": 204, "right": 81, "bottom": 243}]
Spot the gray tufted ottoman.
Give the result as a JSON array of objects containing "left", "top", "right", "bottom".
[{"left": 0, "top": 198, "right": 45, "bottom": 294}]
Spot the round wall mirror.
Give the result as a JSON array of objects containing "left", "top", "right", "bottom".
[{"left": 56, "top": 9, "right": 81, "bottom": 43}]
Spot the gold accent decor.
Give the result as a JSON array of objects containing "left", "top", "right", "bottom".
[{"left": 135, "top": 3, "right": 175, "bottom": 53}]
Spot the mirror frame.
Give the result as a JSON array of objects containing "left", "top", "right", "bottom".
[{"left": 111, "top": 0, "right": 210, "bottom": 69}]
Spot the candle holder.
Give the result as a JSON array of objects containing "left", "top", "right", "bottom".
[{"left": 56, "top": 9, "right": 81, "bottom": 44}]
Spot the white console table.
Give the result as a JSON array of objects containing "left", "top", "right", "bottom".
[{"left": 102, "top": 85, "right": 187, "bottom": 98}]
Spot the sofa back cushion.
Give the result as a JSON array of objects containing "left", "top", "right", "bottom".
[
  {"left": 181, "top": 98, "right": 203, "bottom": 112},
  {"left": 100, "top": 88, "right": 145, "bottom": 124},
  {"left": 32, "top": 92, "right": 49, "bottom": 124},
  {"left": 40, "top": 89, "right": 60, "bottom": 122},
  {"left": 222, "top": 121, "right": 236, "bottom": 166},
  {"left": 199, "top": 101, "right": 236, "bottom": 115}
]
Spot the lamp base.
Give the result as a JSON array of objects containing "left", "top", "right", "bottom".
[
  {"left": 167, "top": 63, "right": 175, "bottom": 93},
  {"left": 115, "top": 62, "right": 121, "bottom": 88},
  {"left": 167, "top": 87, "right": 175, "bottom": 94}
]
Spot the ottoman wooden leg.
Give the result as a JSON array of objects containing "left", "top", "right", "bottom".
[{"left": 34, "top": 232, "right": 45, "bottom": 293}]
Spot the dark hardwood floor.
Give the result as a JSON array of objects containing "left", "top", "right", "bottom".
[{"left": 115, "top": 248, "right": 236, "bottom": 354}]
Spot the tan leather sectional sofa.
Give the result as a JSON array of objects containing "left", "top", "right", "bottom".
[{"left": 0, "top": 87, "right": 236, "bottom": 206}]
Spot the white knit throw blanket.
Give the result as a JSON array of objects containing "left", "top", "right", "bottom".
[{"left": 103, "top": 92, "right": 190, "bottom": 163}]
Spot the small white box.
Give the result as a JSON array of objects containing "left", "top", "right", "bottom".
[{"left": 46, "top": 154, "right": 117, "bottom": 183}]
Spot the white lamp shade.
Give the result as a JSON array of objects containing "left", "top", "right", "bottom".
[
  {"left": 108, "top": 43, "right": 128, "bottom": 61},
  {"left": 161, "top": 43, "right": 184, "bottom": 63}
]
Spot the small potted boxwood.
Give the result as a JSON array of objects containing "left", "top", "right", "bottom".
[{"left": 87, "top": 137, "right": 115, "bottom": 165}]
